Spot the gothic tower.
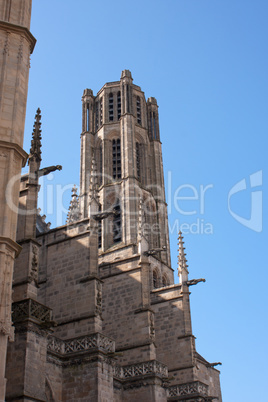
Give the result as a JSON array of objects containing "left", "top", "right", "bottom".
[
  {"left": 80, "top": 70, "right": 171, "bottom": 267},
  {"left": 0, "top": 2, "right": 35, "bottom": 400}
]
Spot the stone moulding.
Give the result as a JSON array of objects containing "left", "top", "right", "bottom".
[
  {"left": 0, "top": 20, "right": 36, "bottom": 53},
  {"left": 167, "top": 381, "right": 210, "bottom": 399},
  {"left": 113, "top": 360, "right": 168, "bottom": 380},
  {"left": 12, "top": 299, "right": 53, "bottom": 324},
  {"left": 47, "top": 332, "right": 115, "bottom": 356}
]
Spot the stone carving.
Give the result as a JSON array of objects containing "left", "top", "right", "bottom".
[
  {"left": 47, "top": 333, "right": 115, "bottom": 356},
  {"left": 12, "top": 299, "right": 52, "bottom": 324},
  {"left": 17, "top": 35, "right": 23, "bottom": 62},
  {"left": 167, "top": 381, "right": 208, "bottom": 398},
  {"left": 3, "top": 31, "right": 9, "bottom": 55},
  {"left": 149, "top": 312, "right": 155, "bottom": 338},
  {"left": 0, "top": 320, "right": 14, "bottom": 341},
  {"left": 95, "top": 281, "right": 102, "bottom": 316},
  {"left": 29, "top": 244, "right": 38, "bottom": 282},
  {"left": 113, "top": 360, "right": 168, "bottom": 380}
]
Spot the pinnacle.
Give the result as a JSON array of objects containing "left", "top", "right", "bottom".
[
  {"left": 178, "top": 231, "right": 189, "bottom": 278},
  {"left": 29, "top": 108, "right": 42, "bottom": 163},
  {"left": 66, "top": 185, "right": 81, "bottom": 224}
]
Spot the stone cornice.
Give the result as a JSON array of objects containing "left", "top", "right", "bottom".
[
  {"left": 0, "top": 236, "right": 22, "bottom": 257},
  {"left": 0, "top": 20, "right": 36, "bottom": 53},
  {"left": 0, "top": 140, "right": 28, "bottom": 166}
]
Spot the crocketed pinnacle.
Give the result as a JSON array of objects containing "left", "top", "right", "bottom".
[
  {"left": 178, "top": 231, "right": 189, "bottom": 282},
  {"left": 88, "top": 158, "right": 99, "bottom": 201},
  {"left": 29, "top": 108, "right": 42, "bottom": 163},
  {"left": 66, "top": 185, "right": 81, "bottom": 224}
]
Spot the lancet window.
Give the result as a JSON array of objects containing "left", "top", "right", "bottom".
[{"left": 113, "top": 200, "right": 122, "bottom": 243}]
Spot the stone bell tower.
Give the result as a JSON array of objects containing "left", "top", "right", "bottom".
[
  {"left": 0, "top": 1, "right": 35, "bottom": 400},
  {"left": 80, "top": 70, "right": 171, "bottom": 267}
]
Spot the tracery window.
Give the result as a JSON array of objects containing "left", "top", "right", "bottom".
[
  {"left": 113, "top": 200, "right": 121, "bottom": 243},
  {"left": 109, "top": 93, "right": 114, "bottom": 121},
  {"left": 137, "top": 96, "right": 141, "bottom": 125},
  {"left": 117, "top": 91, "right": 121, "bottom": 120},
  {"left": 112, "top": 139, "right": 121, "bottom": 180}
]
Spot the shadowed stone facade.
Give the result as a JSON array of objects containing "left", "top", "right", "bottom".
[{"left": 5, "top": 71, "right": 222, "bottom": 401}]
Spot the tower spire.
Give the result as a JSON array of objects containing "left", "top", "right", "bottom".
[
  {"left": 29, "top": 108, "right": 42, "bottom": 164},
  {"left": 178, "top": 231, "right": 189, "bottom": 284}
]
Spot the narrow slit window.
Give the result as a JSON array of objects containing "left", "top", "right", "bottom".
[
  {"left": 98, "top": 205, "right": 102, "bottom": 249},
  {"left": 100, "top": 97, "right": 103, "bottom": 126},
  {"left": 99, "top": 144, "right": 102, "bottom": 185}
]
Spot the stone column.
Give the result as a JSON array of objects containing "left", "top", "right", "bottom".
[{"left": 0, "top": 1, "right": 35, "bottom": 399}]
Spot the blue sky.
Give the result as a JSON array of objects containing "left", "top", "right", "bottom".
[{"left": 23, "top": 1, "right": 268, "bottom": 400}]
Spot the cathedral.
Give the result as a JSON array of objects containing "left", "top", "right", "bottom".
[
  {"left": 4, "top": 71, "right": 222, "bottom": 401},
  {"left": 0, "top": 1, "right": 222, "bottom": 401}
]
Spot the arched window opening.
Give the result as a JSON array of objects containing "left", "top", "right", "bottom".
[
  {"left": 112, "top": 139, "right": 121, "bottom": 180},
  {"left": 137, "top": 96, "right": 141, "bottom": 125},
  {"left": 136, "top": 142, "right": 141, "bottom": 181},
  {"left": 153, "top": 270, "right": 159, "bottom": 289},
  {"left": 117, "top": 91, "right": 121, "bottom": 120},
  {"left": 109, "top": 93, "right": 114, "bottom": 121},
  {"left": 95, "top": 101, "right": 99, "bottom": 130},
  {"left": 113, "top": 200, "right": 121, "bottom": 243},
  {"left": 98, "top": 205, "right": 102, "bottom": 249},
  {"left": 100, "top": 97, "right": 103, "bottom": 126}
]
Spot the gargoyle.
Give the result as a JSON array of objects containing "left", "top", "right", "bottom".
[{"left": 38, "top": 165, "right": 62, "bottom": 177}]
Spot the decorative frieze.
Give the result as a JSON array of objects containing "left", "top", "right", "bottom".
[
  {"left": 12, "top": 299, "right": 52, "bottom": 324},
  {"left": 167, "top": 381, "right": 208, "bottom": 398},
  {"left": 114, "top": 360, "right": 168, "bottom": 380},
  {"left": 47, "top": 332, "right": 115, "bottom": 356}
]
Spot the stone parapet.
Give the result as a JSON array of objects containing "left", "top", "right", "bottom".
[
  {"left": 47, "top": 332, "right": 115, "bottom": 356},
  {"left": 167, "top": 381, "right": 215, "bottom": 401},
  {"left": 114, "top": 360, "right": 168, "bottom": 381},
  {"left": 12, "top": 299, "right": 53, "bottom": 325}
]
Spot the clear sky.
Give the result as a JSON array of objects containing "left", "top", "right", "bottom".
[{"left": 23, "top": 1, "right": 268, "bottom": 400}]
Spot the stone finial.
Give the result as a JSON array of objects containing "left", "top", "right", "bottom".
[
  {"left": 82, "top": 88, "right": 94, "bottom": 98},
  {"left": 121, "top": 69, "right": 133, "bottom": 80},
  {"left": 178, "top": 231, "right": 189, "bottom": 284},
  {"left": 66, "top": 185, "right": 81, "bottom": 224},
  {"left": 29, "top": 108, "right": 42, "bottom": 163}
]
